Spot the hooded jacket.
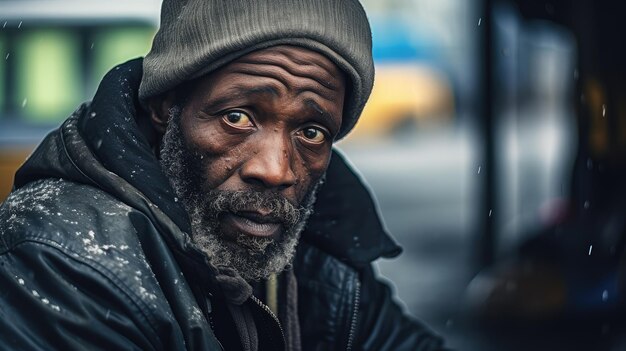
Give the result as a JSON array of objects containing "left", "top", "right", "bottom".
[{"left": 0, "top": 59, "right": 446, "bottom": 351}]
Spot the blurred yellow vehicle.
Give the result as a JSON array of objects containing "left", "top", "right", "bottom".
[{"left": 350, "top": 63, "right": 454, "bottom": 139}]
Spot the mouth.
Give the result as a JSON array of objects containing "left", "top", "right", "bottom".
[{"left": 221, "top": 211, "right": 282, "bottom": 238}]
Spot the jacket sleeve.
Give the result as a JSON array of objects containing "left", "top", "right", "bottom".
[
  {"left": 0, "top": 240, "right": 161, "bottom": 351},
  {"left": 355, "top": 264, "right": 449, "bottom": 351}
]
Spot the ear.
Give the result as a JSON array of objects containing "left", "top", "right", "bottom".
[{"left": 146, "top": 91, "right": 177, "bottom": 135}]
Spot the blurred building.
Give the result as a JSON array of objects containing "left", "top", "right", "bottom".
[{"left": 0, "top": 0, "right": 160, "bottom": 199}]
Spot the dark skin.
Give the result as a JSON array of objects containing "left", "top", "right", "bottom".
[{"left": 149, "top": 45, "right": 346, "bottom": 238}]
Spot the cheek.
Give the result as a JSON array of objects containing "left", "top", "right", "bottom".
[
  {"left": 292, "top": 151, "right": 330, "bottom": 201},
  {"left": 182, "top": 117, "right": 244, "bottom": 189},
  {"left": 184, "top": 117, "right": 228, "bottom": 153}
]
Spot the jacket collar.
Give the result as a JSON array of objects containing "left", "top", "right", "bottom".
[{"left": 302, "top": 150, "right": 402, "bottom": 267}]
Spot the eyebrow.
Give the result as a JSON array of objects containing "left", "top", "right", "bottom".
[
  {"left": 201, "top": 85, "right": 279, "bottom": 113},
  {"left": 304, "top": 98, "right": 340, "bottom": 133}
]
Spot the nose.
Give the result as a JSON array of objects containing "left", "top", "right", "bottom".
[{"left": 239, "top": 134, "right": 297, "bottom": 190}]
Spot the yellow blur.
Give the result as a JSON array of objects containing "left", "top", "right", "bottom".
[
  {"left": 0, "top": 148, "right": 31, "bottom": 201},
  {"left": 349, "top": 63, "right": 454, "bottom": 139}
]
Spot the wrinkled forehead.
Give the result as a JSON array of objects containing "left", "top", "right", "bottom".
[
  {"left": 227, "top": 45, "right": 345, "bottom": 84},
  {"left": 221, "top": 45, "right": 347, "bottom": 90},
  {"left": 172, "top": 45, "right": 348, "bottom": 113}
]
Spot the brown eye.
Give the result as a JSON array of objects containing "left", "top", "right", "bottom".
[
  {"left": 301, "top": 127, "right": 326, "bottom": 144},
  {"left": 223, "top": 111, "right": 253, "bottom": 128}
]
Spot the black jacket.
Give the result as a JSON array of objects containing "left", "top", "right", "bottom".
[{"left": 0, "top": 59, "right": 446, "bottom": 350}]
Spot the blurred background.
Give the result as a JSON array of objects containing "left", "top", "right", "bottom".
[{"left": 2, "top": 0, "right": 626, "bottom": 350}]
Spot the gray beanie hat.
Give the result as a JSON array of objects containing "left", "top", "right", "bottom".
[{"left": 139, "top": 0, "right": 375, "bottom": 139}]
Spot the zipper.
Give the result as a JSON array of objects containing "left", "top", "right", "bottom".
[
  {"left": 250, "top": 294, "right": 286, "bottom": 347},
  {"left": 206, "top": 295, "right": 225, "bottom": 351},
  {"left": 346, "top": 276, "right": 361, "bottom": 351}
]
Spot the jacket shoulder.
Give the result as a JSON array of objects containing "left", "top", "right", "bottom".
[
  {"left": 0, "top": 178, "right": 185, "bottom": 349},
  {"left": 1, "top": 178, "right": 133, "bottom": 249}
]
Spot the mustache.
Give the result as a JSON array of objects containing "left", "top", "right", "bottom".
[{"left": 202, "top": 189, "right": 306, "bottom": 227}]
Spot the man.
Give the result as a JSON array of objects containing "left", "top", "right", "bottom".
[{"left": 0, "top": 0, "right": 446, "bottom": 350}]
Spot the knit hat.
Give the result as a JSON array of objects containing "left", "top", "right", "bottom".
[{"left": 139, "top": 0, "right": 374, "bottom": 140}]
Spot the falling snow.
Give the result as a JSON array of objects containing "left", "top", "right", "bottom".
[
  {"left": 190, "top": 306, "right": 204, "bottom": 321},
  {"left": 139, "top": 286, "right": 157, "bottom": 301},
  {"left": 115, "top": 256, "right": 130, "bottom": 265},
  {"left": 85, "top": 243, "right": 105, "bottom": 255}
]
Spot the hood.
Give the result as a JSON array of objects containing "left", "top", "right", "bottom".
[{"left": 14, "top": 58, "right": 400, "bottom": 267}]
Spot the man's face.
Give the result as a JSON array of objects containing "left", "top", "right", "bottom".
[{"left": 157, "top": 45, "right": 346, "bottom": 281}]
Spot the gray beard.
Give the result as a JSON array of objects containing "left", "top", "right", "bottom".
[{"left": 159, "top": 106, "right": 320, "bottom": 282}]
